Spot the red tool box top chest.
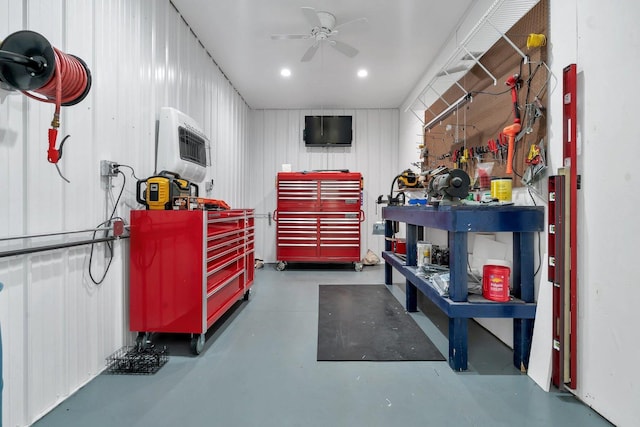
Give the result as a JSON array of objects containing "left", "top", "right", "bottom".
[{"left": 275, "top": 171, "right": 363, "bottom": 269}]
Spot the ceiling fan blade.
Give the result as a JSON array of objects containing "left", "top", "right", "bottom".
[
  {"left": 334, "top": 17, "right": 368, "bottom": 31},
  {"left": 301, "top": 42, "right": 320, "bottom": 62},
  {"left": 330, "top": 40, "right": 358, "bottom": 58},
  {"left": 271, "top": 34, "right": 309, "bottom": 40},
  {"left": 301, "top": 7, "right": 321, "bottom": 28}
]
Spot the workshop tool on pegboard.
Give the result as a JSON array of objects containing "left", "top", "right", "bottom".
[
  {"left": 503, "top": 74, "right": 522, "bottom": 174},
  {"left": 522, "top": 139, "right": 547, "bottom": 185},
  {"left": 0, "top": 30, "right": 92, "bottom": 182}
]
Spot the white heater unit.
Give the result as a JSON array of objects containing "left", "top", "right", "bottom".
[{"left": 156, "top": 107, "right": 208, "bottom": 183}]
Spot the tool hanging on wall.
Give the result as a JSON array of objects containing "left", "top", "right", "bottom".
[
  {"left": 503, "top": 74, "right": 522, "bottom": 174},
  {"left": 522, "top": 139, "right": 547, "bottom": 186},
  {"left": 526, "top": 33, "right": 547, "bottom": 49},
  {"left": 0, "top": 30, "right": 92, "bottom": 182}
]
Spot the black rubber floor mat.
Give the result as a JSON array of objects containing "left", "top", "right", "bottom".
[{"left": 317, "top": 285, "right": 446, "bottom": 361}]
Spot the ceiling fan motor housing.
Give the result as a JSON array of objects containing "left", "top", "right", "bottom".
[{"left": 316, "top": 11, "right": 336, "bottom": 32}]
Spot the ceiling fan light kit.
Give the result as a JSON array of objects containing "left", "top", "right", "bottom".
[{"left": 271, "top": 6, "right": 366, "bottom": 62}]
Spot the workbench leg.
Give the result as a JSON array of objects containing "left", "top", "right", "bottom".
[
  {"left": 514, "top": 319, "right": 534, "bottom": 371},
  {"left": 406, "top": 280, "right": 417, "bottom": 312},
  {"left": 449, "top": 317, "right": 468, "bottom": 371},
  {"left": 516, "top": 232, "right": 536, "bottom": 302},
  {"left": 385, "top": 262, "right": 392, "bottom": 285},
  {"left": 384, "top": 219, "right": 394, "bottom": 285},
  {"left": 404, "top": 224, "right": 419, "bottom": 312},
  {"left": 513, "top": 231, "right": 536, "bottom": 371},
  {"left": 448, "top": 231, "right": 468, "bottom": 302}
]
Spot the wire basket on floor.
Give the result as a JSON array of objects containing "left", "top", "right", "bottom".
[{"left": 106, "top": 345, "right": 169, "bottom": 375}]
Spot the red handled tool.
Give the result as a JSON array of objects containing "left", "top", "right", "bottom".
[{"left": 503, "top": 74, "right": 522, "bottom": 174}]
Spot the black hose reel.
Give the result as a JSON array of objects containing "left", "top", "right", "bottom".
[{"left": 0, "top": 30, "right": 91, "bottom": 104}]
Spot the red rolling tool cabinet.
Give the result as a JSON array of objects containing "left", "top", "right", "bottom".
[
  {"left": 275, "top": 171, "right": 364, "bottom": 271},
  {"left": 129, "top": 209, "right": 254, "bottom": 354}
]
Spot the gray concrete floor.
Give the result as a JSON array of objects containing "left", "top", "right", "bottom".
[{"left": 34, "top": 263, "right": 612, "bottom": 427}]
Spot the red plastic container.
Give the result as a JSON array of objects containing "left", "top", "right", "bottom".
[
  {"left": 394, "top": 238, "right": 406, "bottom": 254},
  {"left": 482, "top": 264, "right": 510, "bottom": 302}
]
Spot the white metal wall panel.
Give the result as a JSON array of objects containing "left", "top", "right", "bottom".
[
  {"left": 248, "top": 109, "right": 400, "bottom": 264},
  {"left": 0, "top": 1, "right": 250, "bottom": 425},
  {"left": 0, "top": 0, "right": 27, "bottom": 422}
]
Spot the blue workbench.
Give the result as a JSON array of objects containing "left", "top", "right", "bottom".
[{"left": 381, "top": 204, "right": 544, "bottom": 371}]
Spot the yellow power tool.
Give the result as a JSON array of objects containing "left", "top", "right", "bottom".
[
  {"left": 136, "top": 171, "right": 198, "bottom": 210},
  {"left": 397, "top": 169, "right": 421, "bottom": 189}
]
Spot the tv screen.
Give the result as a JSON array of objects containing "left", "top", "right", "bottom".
[{"left": 304, "top": 116, "right": 353, "bottom": 147}]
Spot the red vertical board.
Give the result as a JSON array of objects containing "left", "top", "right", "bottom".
[
  {"left": 549, "top": 174, "right": 566, "bottom": 388},
  {"left": 547, "top": 178, "right": 556, "bottom": 283},
  {"left": 562, "top": 64, "right": 578, "bottom": 389}
]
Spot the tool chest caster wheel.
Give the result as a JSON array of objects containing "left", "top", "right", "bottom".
[
  {"left": 354, "top": 262, "right": 364, "bottom": 272},
  {"left": 276, "top": 261, "right": 286, "bottom": 271},
  {"left": 190, "top": 334, "right": 205, "bottom": 355},
  {"left": 243, "top": 288, "right": 252, "bottom": 301},
  {"left": 135, "top": 332, "right": 151, "bottom": 351}
]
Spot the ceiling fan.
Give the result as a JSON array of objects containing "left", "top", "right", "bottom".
[{"left": 271, "top": 7, "right": 367, "bottom": 62}]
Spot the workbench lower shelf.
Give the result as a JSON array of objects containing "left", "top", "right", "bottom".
[
  {"left": 383, "top": 252, "right": 537, "bottom": 319},
  {"left": 384, "top": 251, "right": 537, "bottom": 372}
]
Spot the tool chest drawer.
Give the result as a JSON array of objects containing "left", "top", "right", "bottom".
[
  {"left": 129, "top": 209, "right": 254, "bottom": 354},
  {"left": 275, "top": 171, "right": 363, "bottom": 270},
  {"left": 319, "top": 215, "right": 361, "bottom": 259},
  {"left": 276, "top": 180, "right": 319, "bottom": 210},
  {"left": 319, "top": 179, "right": 361, "bottom": 211}
]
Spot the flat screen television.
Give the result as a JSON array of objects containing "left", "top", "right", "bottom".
[{"left": 303, "top": 116, "right": 353, "bottom": 147}]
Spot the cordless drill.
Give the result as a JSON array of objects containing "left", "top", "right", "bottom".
[{"left": 503, "top": 74, "right": 522, "bottom": 174}]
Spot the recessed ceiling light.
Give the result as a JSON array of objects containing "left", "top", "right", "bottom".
[
  {"left": 357, "top": 69, "right": 368, "bottom": 78},
  {"left": 280, "top": 68, "right": 291, "bottom": 77}
]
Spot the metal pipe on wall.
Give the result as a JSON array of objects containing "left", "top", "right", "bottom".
[
  {"left": 0, "top": 236, "right": 126, "bottom": 259},
  {"left": 0, "top": 227, "right": 113, "bottom": 242}
]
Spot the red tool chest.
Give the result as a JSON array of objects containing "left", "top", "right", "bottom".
[
  {"left": 275, "top": 171, "right": 363, "bottom": 271},
  {"left": 129, "top": 209, "right": 254, "bottom": 354}
]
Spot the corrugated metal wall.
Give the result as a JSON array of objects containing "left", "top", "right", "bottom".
[
  {"left": 248, "top": 109, "right": 399, "bottom": 264},
  {"left": 0, "top": 1, "right": 250, "bottom": 426}
]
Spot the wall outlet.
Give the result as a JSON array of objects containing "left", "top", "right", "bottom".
[{"left": 100, "top": 160, "right": 118, "bottom": 177}]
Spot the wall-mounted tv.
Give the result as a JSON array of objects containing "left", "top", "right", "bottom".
[{"left": 303, "top": 115, "right": 353, "bottom": 147}]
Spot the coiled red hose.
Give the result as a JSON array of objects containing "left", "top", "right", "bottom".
[
  {"left": 21, "top": 48, "right": 90, "bottom": 164},
  {"left": 22, "top": 47, "right": 88, "bottom": 112}
]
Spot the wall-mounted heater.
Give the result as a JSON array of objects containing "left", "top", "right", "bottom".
[{"left": 156, "top": 107, "right": 208, "bottom": 183}]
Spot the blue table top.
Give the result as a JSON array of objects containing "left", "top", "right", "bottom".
[{"left": 382, "top": 204, "right": 544, "bottom": 233}]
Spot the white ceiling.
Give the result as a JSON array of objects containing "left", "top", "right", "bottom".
[{"left": 171, "top": 0, "right": 475, "bottom": 110}]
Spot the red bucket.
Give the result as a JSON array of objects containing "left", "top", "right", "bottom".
[
  {"left": 482, "top": 264, "right": 510, "bottom": 302},
  {"left": 393, "top": 238, "right": 406, "bottom": 254}
]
